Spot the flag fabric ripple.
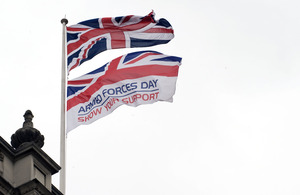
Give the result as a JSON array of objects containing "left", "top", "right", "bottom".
[
  {"left": 67, "top": 50, "right": 181, "bottom": 132},
  {"left": 66, "top": 11, "right": 174, "bottom": 73}
]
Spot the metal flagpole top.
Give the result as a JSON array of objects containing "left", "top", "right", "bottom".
[{"left": 61, "top": 18, "right": 68, "bottom": 25}]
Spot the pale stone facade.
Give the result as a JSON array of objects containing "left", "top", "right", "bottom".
[{"left": 0, "top": 111, "right": 62, "bottom": 195}]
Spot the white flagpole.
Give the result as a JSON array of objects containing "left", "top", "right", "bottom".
[{"left": 60, "top": 17, "right": 68, "bottom": 194}]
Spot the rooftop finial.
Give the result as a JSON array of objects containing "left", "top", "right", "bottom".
[
  {"left": 23, "top": 110, "right": 34, "bottom": 128},
  {"left": 11, "top": 110, "right": 44, "bottom": 150}
]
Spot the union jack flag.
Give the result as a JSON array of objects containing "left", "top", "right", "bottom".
[
  {"left": 67, "top": 50, "right": 181, "bottom": 132},
  {"left": 66, "top": 11, "right": 174, "bottom": 73}
]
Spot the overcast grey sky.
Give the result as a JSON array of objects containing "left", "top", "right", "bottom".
[{"left": 1, "top": 0, "right": 300, "bottom": 194}]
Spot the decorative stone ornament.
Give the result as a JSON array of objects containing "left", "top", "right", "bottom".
[{"left": 11, "top": 110, "right": 44, "bottom": 149}]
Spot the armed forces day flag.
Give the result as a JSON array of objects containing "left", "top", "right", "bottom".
[
  {"left": 66, "top": 11, "right": 174, "bottom": 73},
  {"left": 67, "top": 50, "right": 181, "bottom": 132}
]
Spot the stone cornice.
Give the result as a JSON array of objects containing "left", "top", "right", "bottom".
[{"left": 0, "top": 136, "right": 60, "bottom": 175}]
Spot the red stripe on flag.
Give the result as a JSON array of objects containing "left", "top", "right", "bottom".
[
  {"left": 143, "top": 28, "right": 174, "bottom": 34},
  {"left": 67, "top": 27, "right": 90, "bottom": 32},
  {"left": 122, "top": 15, "right": 133, "bottom": 24},
  {"left": 101, "top": 17, "right": 115, "bottom": 28},
  {"left": 67, "top": 57, "right": 179, "bottom": 111},
  {"left": 68, "top": 79, "right": 93, "bottom": 85},
  {"left": 110, "top": 31, "right": 126, "bottom": 49},
  {"left": 69, "top": 59, "right": 81, "bottom": 72}
]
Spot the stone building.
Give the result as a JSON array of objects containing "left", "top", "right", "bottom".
[{"left": 0, "top": 110, "right": 62, "bottom": 195}]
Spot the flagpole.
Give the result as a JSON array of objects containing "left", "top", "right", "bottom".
[{"left": 60, "top": 17, "right": 68, "bottom": 194}]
